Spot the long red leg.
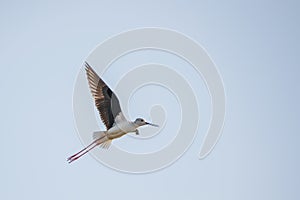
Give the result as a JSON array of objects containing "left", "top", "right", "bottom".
[
  {"left": 67, "top": 140, "right": 97, "bottom": 161},
  {"left": 67, "top": 134, "right": 107, "bottom": 163},
  {"left": 67, "top": 142, "right": 98, "bottom": 163}
]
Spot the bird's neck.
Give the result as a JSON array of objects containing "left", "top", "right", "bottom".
[{"left": 131, "top": 122, "right": 139, "bottom": 128}]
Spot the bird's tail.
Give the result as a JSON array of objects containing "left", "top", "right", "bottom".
[
  {"left": 93, "top": 131, "right": 106, "bottom": 140},
  {"left": 93, "top": 131, "right": 112, "bottom": 149},
  {"left": 67, "top": 131, "right": 110, "bottom": 163}
]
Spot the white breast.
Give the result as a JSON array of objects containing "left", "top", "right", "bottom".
[{"left": 107, "top": 121, "right": 136, "bottom": 139}]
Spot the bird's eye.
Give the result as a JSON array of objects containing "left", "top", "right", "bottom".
[{"left": 141, "top": 119, "right": 144, "bottom": 122}]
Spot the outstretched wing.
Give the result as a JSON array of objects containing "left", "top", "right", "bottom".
[{"left": 85, "top": 62, "right": 122, "bottom": 130}]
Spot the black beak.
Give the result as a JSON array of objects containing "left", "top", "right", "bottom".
[{"left": 146, "top": 122, "right": 159, "bottom": 127}]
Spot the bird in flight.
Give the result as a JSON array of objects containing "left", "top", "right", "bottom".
[{"left": 67, "top": 62, "right": 159, "bottom": 163}]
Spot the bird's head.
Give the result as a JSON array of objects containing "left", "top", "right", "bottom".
[{"left": 134, "top": 118, "right": 159, "bottom": 128}]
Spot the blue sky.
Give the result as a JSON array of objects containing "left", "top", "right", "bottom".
[{"left": 1, "top": 1, "right": 299, "bottom": 199}]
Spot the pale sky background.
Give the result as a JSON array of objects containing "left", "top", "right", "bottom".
[{"left": 1, "top": 1, "right": 300, "bottom": 200}]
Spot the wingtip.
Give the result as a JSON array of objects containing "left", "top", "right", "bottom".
[
  {"left": 84, "top": 61, "right": 91, "bottom": 71},
  {"left": 84, "top": 62, "right": 98, "bottom": 76}
]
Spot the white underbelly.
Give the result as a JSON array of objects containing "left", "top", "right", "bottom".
[{"left": 107, "top": 122, "right": 136, "bottom": 139}]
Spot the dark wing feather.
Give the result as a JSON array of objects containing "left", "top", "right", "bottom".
[{"left": 85, "top": 62, "right": 122, "bottom": 130}]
